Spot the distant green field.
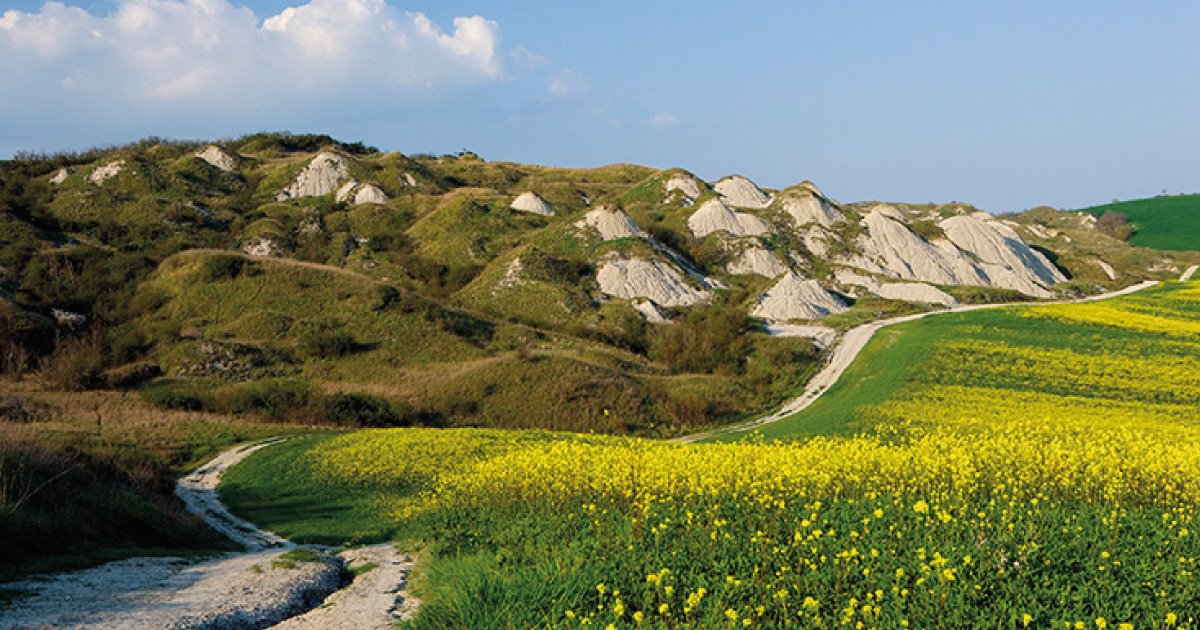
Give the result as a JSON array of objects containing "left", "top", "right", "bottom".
[{"left": 1079, "top": 193, "right": 1200, "bottom": 251}]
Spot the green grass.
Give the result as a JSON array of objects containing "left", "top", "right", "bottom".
[
  {"left": 718, "top": 319, "right": 940, "bottom": 441},
  {"left": 1079, "top": 193, "right": 1200, "bottom": 251},
  {"left": 218, "top": 435, "right": 406, "bottom": 546}
]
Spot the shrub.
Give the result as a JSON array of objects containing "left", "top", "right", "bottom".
[
  {"left": 216, "top": 378, "right": 314, "bottom": 421},
  {"left": 197, "top": 255, "right": 245, "bottom": 281},
  {"left": 38, "top": 329, "right": 107, "bottom": 391},
  {"left": 1097, "top": 211, "right": 1135, "bottom": 241},
  {"left": 909, "top": 220, "right": 946, "bottom": 241},
  {"left": 649, "top": 304, "right": 751, "bottom": 374},
  {"left": 141, "top": 381, "right": 206, "bottom": 411},
  {"left": 299, "top": 331, "right": 360, "bottom": 358},
  {"left": 320, "top": 393, "right": 412, "bottom": 428}
]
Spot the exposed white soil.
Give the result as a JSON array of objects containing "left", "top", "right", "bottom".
[
  {"left": 779, "top": 190, "right": 843, "bottom": 228},
  {"left": 48, "top": 168, "right": 69, "bottom": 185},
  {"left": 939, "top": 214, "right": 1066, "bottom": 296},
  {"left": 714, "top": 175, "right": 772, "bottom": 209},
  {"left": 750, "top": 272, "right": 848, "bottom": 321},
  {"left": 726, "top": 245, "right": 788, "bottom": 278},
  {"left": 88, "top": 160, "right": 125, "bottom": 185},
  {"left": 354, "top": 185, "right": 387, "bottom": 206},
  {"left": 276, "top": 153, "right": 350, "bottom": 201},
  {"left": 596, "top": 256, "right": 710, "bottom": 307},
  {"left": 493, "top": 257, "right": 524, "bottom": 293},
  {"left": 1096, "top": 259, "right": 1117, "bottom": 280},
  {"left": 845, "top": 207, "right": 986, "bottom": 287},
  {"left": 632, "top": 298, "right": 667, "bottom": 323},
  {"left": 196, "top": 146, "right": 237, "bottom": 172},
  {"left": 510, "top": 191, "right": 554, "bottom": 216},
  {"left": 876, "top": 282, "right": 957, "bottom": 305},
  {"left": 2, "top": 440, "right": 421, "bottom": 628},
  {"left": 577, "top": 205, "right": 645, "bottom": 240},
  {"left": 688, "top": 198, "right": 770, "bottom": 238},
  {"left": 762, "top": 324, "right": 837, "bottom": 349},
  {"left": 1181, "top": 265, "right": 1198, "bottom": 282},
  {"left": 801, "top": 225, "right": 832, "bottom": 257},
  {"left": 401, "top": 173, "right": 417, "bottom": 187},
  {"left": 844, "top": 206, "right": 1063, "bottom": 298},
  {"left": 664, "top": 172, "right": 703, "bottom": 205},
  {"left": 335, "top": 180, "right": 359, "bottom": 203},
  {"left": 681, "top": 280, "right": 1160, "bottom": 443}
]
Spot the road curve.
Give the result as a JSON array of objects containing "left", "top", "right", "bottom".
[
  {"left": 677, "top": 280, "right": 1160, "bottom": 443},
  {"left": 2, "top": 440, "right": 420, "bottom": 629}
]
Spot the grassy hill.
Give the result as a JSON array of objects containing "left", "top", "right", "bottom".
[{"left": 1078, "top": 193, "right": 1200, "bottom": 251}]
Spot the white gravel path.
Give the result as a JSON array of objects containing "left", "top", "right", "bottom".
[
  {"left": 1, "top": 438, "right": 421, "bottom": 628},
  {"left": 679, "top": 280, "right": 1159, "bottom": 443},
  {"left": 1180, "top": 265, "right": 1198, "bottom": 282}
]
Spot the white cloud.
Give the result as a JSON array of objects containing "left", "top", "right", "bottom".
[
  {"left": 510, "top": 45, "right": 548, "bottom": 68},
  {"left": 547, "top": 68, "right": 587, "bottom": 99},
  {"left": 0, "top": 0, "right": 502, "bottom": 111},
  {"left": 646, "top": 112, "right": 680, "bottom": 128}
]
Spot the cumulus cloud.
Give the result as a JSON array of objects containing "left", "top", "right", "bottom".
[
  {"left": 0, "top": 0, "right": 502, "bottom": 113},
  {"left": 646, "top": 112, "right": 680, "bottom": 128}
]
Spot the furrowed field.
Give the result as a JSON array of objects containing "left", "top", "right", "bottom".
[{"left": 221, "top": 281, "right": 1200, "bottom": 628}]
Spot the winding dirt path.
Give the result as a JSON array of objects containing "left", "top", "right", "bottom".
[
  {"left": 679, "top": 280, "right": 1160, "bottom": 443},
  {"left": 2, "top": 439, "right": 420, "bottom": 629}
]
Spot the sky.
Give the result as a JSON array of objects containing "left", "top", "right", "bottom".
[{"left": 0, "top": 0, "right": 1196, "bottom": 213}]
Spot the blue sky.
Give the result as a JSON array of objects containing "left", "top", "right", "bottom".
[{"left": 1, "top": 1, "right": 1196, "bottom": 212}]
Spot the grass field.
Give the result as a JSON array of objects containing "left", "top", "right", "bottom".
[
  {"left": 219, "top": 281, "right": 1200, "bottom": 627},
  {"left": 1079, "top": 194, "right": 1200, "bottom": 251}
]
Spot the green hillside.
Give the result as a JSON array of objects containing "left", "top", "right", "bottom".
[{"left": 1079, "top": 193, "right": 1200, "bottom": 251}]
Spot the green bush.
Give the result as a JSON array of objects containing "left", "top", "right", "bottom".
[
  {"left": 216, "top": 378, "right": 314, "bottom": 421},
  {"left": 320, "top": 393, "right": 412, "bottom": 427},
  {"left": 299, "top": 331, "right": 360, "bottom": 358},
  {"left": 197, "top": 255, "right": 245, "bottom": 281},
  {"left": 649, "top": 304, "right": 751, "bottom": 374}
]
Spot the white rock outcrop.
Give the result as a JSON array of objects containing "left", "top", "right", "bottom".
[
  {"left": 354, "top": 184, "right": 388, "bottom": 205},
  {"left": 939, "top": 214, "right": 1066, "bottom": 297},
  {"left": 597, "top": 257, "right": 710, "bottom": 307},
  {"left": 89, "top": 160, "right": 125, "bottom": 185},
  {"left": 801, "top": 226, "right": 833, "bottom": 257},
  {"left": 876, "top": 283, "right": 957, "bottom": 305},
  {"left": 714, "top": 175, "right": 773, "bottom": 209},
  {"left": 402, "top": 173, "right": 417, "bottom": 187},
  {"left": 49, "top": 168, "right": 69, "bottom": 185},
  {"left": 726, "top": 246, "right": 788, "bottom": 278},
  {"left": 842, "top": 206, "right": 1065, "bottom": 298},
  {"left": 276, "top": 153, "right": 350, "bottom": 201},
  {"left": 1095, "top": 259, "right": 1116, "bottom": 280},
  {"left": 751, "top": 272, "right": 848, "bottom": 321},
  {"left": 510, "top": 192, "right": 554, "bottom": 216},
  {"left": 334, "top": 181, "right": 389, "bottom": 206},
  {"left": 780, "top": 189, "right": 843, "bottom": 228},
  {"left": 845, "top": 207, "right": 987, "bottom": 287},
  {"left": 632, "top": 298, "right": 667, "bottom": 323},
  {"left": 664, "top": 172, "right": 703, "bottom": 205},
  {"left": 688, "top": 198, "right": 770, "bottom": 238},
  {"left": 196, "top": 145, "right": 236, "bottom": 172},
  {"left": 835, "top": 267, "right": 956, "bottom": 305},
  {"left": 335, "top": 180, "right": 358, "bottom": 203},
  {"left": 578, "top": 205, "right": 645, "bottom": 240},
  {"left": 242, "top": 237, "right": 283, "bottom": 257}
]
